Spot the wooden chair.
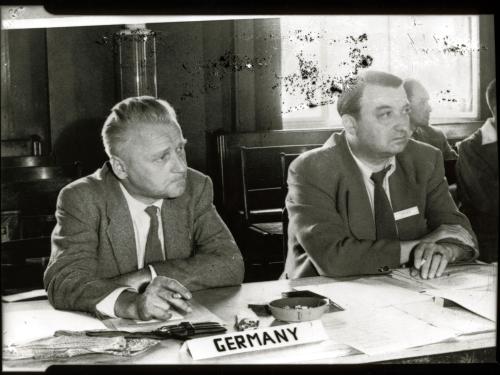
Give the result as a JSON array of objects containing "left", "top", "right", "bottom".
[
  {"left": 1, "top": 162, "right": 82, "bottom": 239},
  {"left": 279, "top": 152, "right": 303, "bottom": 262},
  {"left": 1, "top": 236, "right": 51, "bottom": 293},
  {"left": 239, "top": 144, "right": 321, "bottom": 280}
]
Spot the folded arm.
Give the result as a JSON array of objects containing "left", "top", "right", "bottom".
[{"left": 152, "top": 176, "right": 244, "bottom": 290}]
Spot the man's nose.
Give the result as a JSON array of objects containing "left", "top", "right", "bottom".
[
  {"left": 172, "top": 152, "right": 188, "bottom": 173},
  {"left": 395, "top": 114, "right": 411, "bottom": 134}
]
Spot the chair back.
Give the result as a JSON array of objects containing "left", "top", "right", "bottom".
[{"left": 240, "top": 144, "right": 321, "bottom": 225}]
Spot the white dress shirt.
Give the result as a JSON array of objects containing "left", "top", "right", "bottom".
[
  {"left": 345, "top": 139, "right": 397, "bottom": 218},
  {"left": 95, "top": 183, "right": 165, "bottom": 318},
  {"left": 481, "top": 117, "right": 497, "bottom": 145}
]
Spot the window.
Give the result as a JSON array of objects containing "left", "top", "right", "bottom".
[{"left": 281, "top": 16, "right": 480, "bottom": 129}]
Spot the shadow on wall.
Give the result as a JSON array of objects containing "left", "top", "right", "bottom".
[{"left": 53, "top": 119, "right": 108, "bottom": 176}]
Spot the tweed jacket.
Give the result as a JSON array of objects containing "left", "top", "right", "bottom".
[
  {"left": 283, "top": 131, "right": 477, "bottom": 279},
  {"left": 44, "top": 163, "right": 244, "bottom": 314},
  {"left": 456, "top": 125, "right": 498, "bottom": 262}
]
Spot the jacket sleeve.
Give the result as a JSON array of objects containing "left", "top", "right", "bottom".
[
  {"left": 424, "top": 150, "right": 479, "bottom": 259},
  {"left": 286, "top": 158, "right": 401, "bottom": 277},
  {"left": 44, "top": 185, "right": 125, "bottom": 314},
  {"left": 153, "top": 176, "right": 244, "bottom": 290}
]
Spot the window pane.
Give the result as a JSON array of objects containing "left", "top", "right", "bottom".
[{"left": 281, "top": 15, "right": 480, "bottom": 129}]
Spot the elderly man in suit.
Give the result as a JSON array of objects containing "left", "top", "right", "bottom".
[
  {"left": 44, "top": 96, "right": 244, "bottom": 320},
  {"left": 456, "top": 79, "right": 498, "bottom": 262},
  {"left": 403, "top": 78, "right": 457, "bottom": 160},
  {"left": 283, "top": 71, "right": 478, "bottom": 280}
]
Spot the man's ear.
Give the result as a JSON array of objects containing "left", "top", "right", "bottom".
[
  {"left": 109, "top": 156, "right": 128, "bottom": 180},
  {"left": 342, "top": 114, "right": 357, "bottom": 136}
]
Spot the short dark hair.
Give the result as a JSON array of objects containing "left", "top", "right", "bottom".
[
  {"left": 101, "top": 96, "right": 179, "bottom": 158},
  {"left": 486, "top": 79, "right": 496, "bottom": 112},
  {"left": 337, "top": 70, "right": 403, "bottom": 118}
]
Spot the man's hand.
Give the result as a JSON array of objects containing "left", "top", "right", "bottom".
[
  {"left": 421, "top": 224, "right": 475, "bottom": 248},
  {"left": 410, "top": 242, "right": 459, "bottom": 279},
  {"left": 115, "top": 276, "right": 193, "bottom": 321}
]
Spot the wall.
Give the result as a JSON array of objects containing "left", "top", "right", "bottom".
[
  {"left": 1, "top": 29, "right": 50, "bottom": 146},
  {"left": 0, "top": 17, "right": 495, "bottom": 175}
]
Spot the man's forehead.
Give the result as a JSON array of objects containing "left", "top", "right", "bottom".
[
  {"left": 133, "top": 122, "right": 183, "bottom": 139},
  {"left": 361, "top": 84, "right": 408, "bottom": 107}
]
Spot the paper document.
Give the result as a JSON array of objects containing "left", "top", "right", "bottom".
[
  {"left": 322, "top": 306, "right": 457, "bottom": 356},
  {"left": 395, "top": 300, "right": 496, "bottom": 335},
  {"left": 2, "top": 289, "right": 47, "bottom": 303},
  {"left": 295, "top": 278, "right": 431, "bottom": 311},
  {"left": 425, "top": 289, "right": 497, "bottom": 322},
  {"left": 391, "top": 263, "right": 497, "bottom": 291},
  {"left": 2, "top": 300, "right": 106, "bottom": 346}
]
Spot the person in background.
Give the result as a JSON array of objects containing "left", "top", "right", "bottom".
[
  {"left": 403, "top": 79, "right": 458, "bottom": 160},
  {"left": 456, "top": 79, "right": 498, "bottom": 262},
  {"left": 44, "top": 96, "right": 244, "bottom": 320},
  {"left": 283, "top": 70, "right": 478, "bottom": 281}
]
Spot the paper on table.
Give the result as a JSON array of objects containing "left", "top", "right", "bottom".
[
  {"left": 322, "top": 305, "right": 457, "bottom": 356},
  {"left": 424, "top": 289, "right": 497, "bottom": 322},
  {"left": 2, "top": 301, "right": 106, "bottom": 346},
  {"left": 2, "top": 289, "right": 47, "bottom": 303},
  {"left": 391, "top": 263, "right": 497, "bottom": 292},
  {"left": 295, "top": 278, "right": 431, "bottom": 311},
  {"left": 101, "top": 298, "right": 223, "bottom": 332},
  {"left": 395, "top": 300, "right": 496, "bottom": 335}
]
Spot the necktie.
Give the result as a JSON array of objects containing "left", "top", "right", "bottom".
[
  {"left": 144, "top": 205, "right": 164, "bottom": 265},
  {"left": 370, "top": 166, "right": 398, "bottom": 240}
]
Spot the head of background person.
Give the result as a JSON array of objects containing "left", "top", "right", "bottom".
[
  {"left": 102, "top": 96, "right": 188, "bottom": 204},
  {"left": 337, "top": 70, "right": 412, "bottom": 164},
  {"left": 403, "top": 78, "right": 432, "bottom": 130},
  {"left": 486, "top": 79, "right": 497, "bottom": 129}
]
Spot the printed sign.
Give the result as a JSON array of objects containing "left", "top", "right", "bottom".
[
  {"left": 394, "top": 206, "right": 419, "bottom": 221},
  {"left": 186, "top": 320, "right": 328, "bottom": 360}
]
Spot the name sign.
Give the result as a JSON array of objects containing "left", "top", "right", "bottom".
[
  {"left": 186, "top": 320, "right": 328, "bottom": 360},
  {"left": 394, "top": 206, "right": 419, "bottom": 221}
]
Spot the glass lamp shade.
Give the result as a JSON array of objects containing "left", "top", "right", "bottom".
[{"left": 114, "top": 26, "right": 158, "bottom": 99}]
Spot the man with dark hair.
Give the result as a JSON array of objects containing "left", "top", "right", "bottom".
[
  {"left": 456, "top": 79, "right": 498, "bottom": 262},
  {"left": 44, "top": 96, "right": 244, "bottom": 320},
  {"left": 283, "top": 70, "right": 478, "bottom": 280},
  {"left": 403, "top": 79, "right": 457, "bottom": 160}
]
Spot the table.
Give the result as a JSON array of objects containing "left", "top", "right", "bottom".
[{"left": 2, "top": 272, "right": 497, "bottom": 370}]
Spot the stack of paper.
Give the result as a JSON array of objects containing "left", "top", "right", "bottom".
[
  {"left": 295, "top": 278, "right": 432, "bottom": 311},
  {"left": 322, "top": 306, "right": 457, "bottom": 356}
]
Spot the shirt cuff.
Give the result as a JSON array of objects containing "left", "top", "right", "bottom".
[
  {"left": 95, "top": 287, "right": 134, "bottom": 319},
  {"left": 148, "top": 264, "right": 158, "bottom": 280}
]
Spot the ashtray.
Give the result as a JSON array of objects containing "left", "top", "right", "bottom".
[{"left": 268, "top": 297, "right": 329, "bottom": 322}]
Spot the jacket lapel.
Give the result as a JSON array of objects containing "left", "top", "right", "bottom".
[
  {"left": 328, "top": 133, "right": 376, "bottom": 240},
  {"left": 103, "top": 163, "right": 138, "bottom": 273},
  {"left": 390, "top": 156, "right": 426, "bottom": 239}
]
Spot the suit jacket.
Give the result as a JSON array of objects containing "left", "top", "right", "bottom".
[
  {"left": 283, "top": 131, "right": 477, "bottom": 279},
  {"left": 412, "top": 125, "right": 458, "bottom": 161},
  {"left": 456, "top": 127, "right": 498, "bottom": 262},
  {"left": 44, "top": 163, "right": 244, "bottom": 314}
]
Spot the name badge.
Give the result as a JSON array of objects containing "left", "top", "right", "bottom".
[
  {"left": 186, "top": 320, "right": 328, "bottom": 360},
  {"left": 394, "top": 206, "right": 419, "bottom": 221}
]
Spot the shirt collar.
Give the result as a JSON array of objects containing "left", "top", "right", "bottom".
[
  {"left": 119, "top": 182, "right": 163, "bottom": 215},
  {"left": 481, "top": 117, "right": 497, "bottom": 145},
  {"left": 346, "top": 138, "right": 396, "bottom": 181}
]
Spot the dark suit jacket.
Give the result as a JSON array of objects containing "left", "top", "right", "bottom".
[
  {"left": 456, "top": 128, "right": 498, "bottom": 262},
  {"left": 44, "top": 163, "right": 244, "bottom": 314},
  {"left": 283, "top": 131, "right": 477, "bottom": 279},
  {"left": 412, "top": 125, "right": 458, "bottom": 160}
]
